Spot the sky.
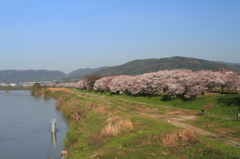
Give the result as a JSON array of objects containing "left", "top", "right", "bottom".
[{"left": 1, "top": 0, "right": 240, "bottom": 74}]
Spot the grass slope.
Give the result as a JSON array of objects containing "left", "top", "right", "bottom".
[
  {"left": 74, "top": 89, "right": 240, "bottom": 118},
  {"left": 47, "top": 88, "right": 240, "bottom": 158}
]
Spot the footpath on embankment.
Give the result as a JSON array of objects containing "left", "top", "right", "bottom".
[
  {"left": 118, "top": 99, "right": 240, "bottom": 148},
  {"left": 54, "top": 88, "right": 240, "bottom": 148}
]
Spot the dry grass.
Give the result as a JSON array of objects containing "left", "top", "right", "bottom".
[
  {"left": 49, "top": 88, "right": 73, "bottom": 94},
  {"left": 107, "top": 116, "right": 122, "bottom": 124},
  {"left": 205, "top": 121, "right": 218, "bottom": 128},
  {"left": 162, "top": 129, "right": 199, "bottom": 147},
  {"left": 134, "top": 106, "right": 159, "bottom": 113},
  {"left": 55, "top": 94, "right": 69, "bottom": 109},
  {"left": 56, "top": 97, "right": 86, "bottom": 120},
  {"left": 166, "top": 111, "right": 185, "bottom": 115},
  {"left": 100, "top": 123, "right": 120, "bottom": 137},
  {"left": 100, "top": 118, "right": 133, "bottom": 138},
  {"left": 94, "top": 104, "right": 111, "bottom": 115},
  {"left": 114, "top": 119, "right": 133, "bottom": 131},
  {"left": 138, "top": 134, "right": 162, "bottom": 147},
  {"left": 85, "top": 101, "right": 97, "bottom": 110},
  {"left": 89, "top": 114, "right": 133, "bottom": 144},
  {"left": 73, "top": 107, "right": 86, "bottom": 121}
]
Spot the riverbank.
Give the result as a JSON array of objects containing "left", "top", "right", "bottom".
[
  {"left": 0, "top": 86, "right": 30, "bottom": 90},
  {"left": 47, "top": 88, "right": 240, "bottom": 158}
]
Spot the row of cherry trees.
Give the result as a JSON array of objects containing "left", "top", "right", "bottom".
[{"left": 42, "top": 69, "right": 240, "bottom": 99}]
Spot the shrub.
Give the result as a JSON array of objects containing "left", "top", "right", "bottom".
[
  {"left": 42, "top": 88, "right": 51, "bottom": 97},
  {"left": 203, "top": 103, "right": 214, "bottom": 112}
]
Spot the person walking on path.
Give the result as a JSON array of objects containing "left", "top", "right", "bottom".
[{"left": 202, "top": 108, "right": 204, "bottom": 114}]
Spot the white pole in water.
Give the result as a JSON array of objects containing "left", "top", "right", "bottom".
[{"left": 50, "top": 118, "right": 56, "bottom": 133}]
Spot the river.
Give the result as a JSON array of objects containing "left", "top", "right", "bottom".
[{"left": 0, "top": 90, "right": 69, "bottom": 159}]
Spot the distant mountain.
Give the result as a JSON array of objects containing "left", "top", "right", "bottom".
[
  {"left": 59, "top": 67, "right": 108, "bottom": 82},
  {"left": 93, "top": 56, "right": 240, "bottom": 76},
  {"left": 4, "top": 57, "right": 238, "bottom": 83},
  {"left": 214, "top": 61, "right": 240, "bottom": 66},
  {"left": 68, "top": 67, "right": 107, "bottom": 76},
  {"left": 0, "top": 70, "right": 66, "bottom": 83}
]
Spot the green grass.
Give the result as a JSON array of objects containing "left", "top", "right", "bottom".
[
  {"left": 121, "top": 94, "right": 240, "bottom": 117},
  {"left": 69, "top": 88, "right": 240, "bottom": 118},
  {"left": 187, "top": 115, "right": 240, "bottom": 138},
  {"left": 47, "top": 89, "right": 240, "bottom": 159},
  {"left": 48, "top": 91, "right": 64, "bottom": 98}
]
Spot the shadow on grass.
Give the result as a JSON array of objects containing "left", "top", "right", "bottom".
[
  {"left": 123, "top": 93, "right": 197, "bottom": 102},
  {"left": 161, "top": 94, "right": 195, "bottom": 102},
  {"left": 219, "top": 92, "right": 239, "bottom": 94},
  {"left": 217, "top": 95, "right": 240, "bottom": 109},
  {"left": 126, "top": 93, "right": 161, "bottom": 98}
]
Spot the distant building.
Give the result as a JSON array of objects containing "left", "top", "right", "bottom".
[
  {"left": 10, "top": 83, "right": 17, "bottom": 87},
  {"left": 0, "top": 83, "right": 8, "bottom": 86}
]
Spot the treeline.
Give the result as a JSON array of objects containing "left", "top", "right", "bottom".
[
  {"left": 0, "top": 86, "right": 30, "bottom": 90},
  {"left": 42, "top": 69, "right": 240, "bottom": 99},
  {"left": 30, "top": 83, "right": 51, "bottom": 97},
  {"left": 0, "top": 70, "right": 65, "bottom": 83}
]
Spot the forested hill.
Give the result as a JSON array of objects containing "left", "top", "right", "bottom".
[
  {"left": 58, "top": 67, "right": 108, "bottom": 82},
  {"left": 68, "top": 67, "right": 107, "bottom": 76},
  {"left": 0, "top": 70, "right": 66, "bottom": 83},
  {"left": 93, "top": 56, "right": 240, "bottom": 76}
]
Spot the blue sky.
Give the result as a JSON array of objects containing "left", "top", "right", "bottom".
[{"left": 1, "top": 0, "right": 239, "bottom": 73}]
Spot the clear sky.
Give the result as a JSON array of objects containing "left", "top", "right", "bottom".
[{"left": 1, "top": 0, "right": 239, "bottom": 74}]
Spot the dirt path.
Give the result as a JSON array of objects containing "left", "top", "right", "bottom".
[
  {"left": 119, "top": 98, "right": 237, "bottom": 120},
  {"left": 98, "top": 98, "right": 112, "bottom": 104},
  {"left": 70, "top": 89, "right": 113, "bottom": 105},
  {"left": 139, "top": 113, "right": 240, "bottom": 148},
  {"left": 50, "top": 88, "right": 114, "bottom": 105},
  {"left": 117, "top": 98, "right": 240, "bottom": 147},
  {"left": 118, "top": 99, "right": 188, "bottom": 110}
]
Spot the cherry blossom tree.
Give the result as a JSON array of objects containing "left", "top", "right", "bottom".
[
  {"left": 109, "top": 75, "right": 134, "bottom": 94},
  {"left": 223, "top": 72, "right": 240, "bottom": 94},
  {"left": 94, "top": 76, "right": 115, "bottom": 92},
  {"left": 130, "top": 71, "right": 170, "bottom": 95},
  {"left": 84, "top": 74, "right": 103, "bottom": 91},
  {"left": 165, "top": 69, "right": 191, "bottom": 98},
  {"left": 39, "top": 69, "right": 240, "bottom": 99},
  {"left": 76, "top": 80, "right": 85, "bottom": 90}
]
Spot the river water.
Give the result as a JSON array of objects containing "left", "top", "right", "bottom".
[{"left": 0, "top": 90, "right": 69, "bottom": 159}]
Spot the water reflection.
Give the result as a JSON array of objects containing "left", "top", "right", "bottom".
[{"left": 51, "top": 132, "right": 57, "bottom": 147}]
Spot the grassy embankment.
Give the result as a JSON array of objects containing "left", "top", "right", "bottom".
[
  {"left": 47, "top": 88, "right": 240, "bottom": 159},
  {"left": 74, "top": 89, "right": 239, "bottom": 117},
  {"left": 72, "top": 89, "right": 240, "bottom": 141}
]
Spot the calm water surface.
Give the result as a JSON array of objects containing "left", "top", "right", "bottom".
[{"left": 0, "top": 90, "right": 69, "bottom": 159}]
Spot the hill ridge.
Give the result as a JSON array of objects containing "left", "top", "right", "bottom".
[{"left": 92, "top": 56, "right": 240, "bottom": 76}]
